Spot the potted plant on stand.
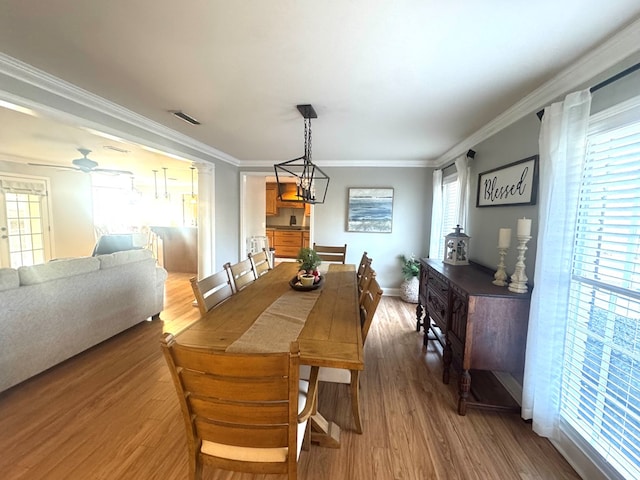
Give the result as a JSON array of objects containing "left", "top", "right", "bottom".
[{"left": 398, "top": 254, "right": 420, "bottom": 303}]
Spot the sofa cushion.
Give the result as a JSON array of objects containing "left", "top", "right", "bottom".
[
  {"left": 18, "top": 257, "right": 100, "bottom": 285},
  {"left": 98, "top": 248, "right": 153, "bottom": 269},
  {"left": 0, "top": 268, "right": 19, "bottom": 291}
]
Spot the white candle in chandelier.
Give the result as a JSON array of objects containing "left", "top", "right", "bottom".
[
  {"left": 498, "top": 228, "right": 511, "bottom": 248},
  {"left": 517, "top": 217, "right": 532, "bottom": 237}
]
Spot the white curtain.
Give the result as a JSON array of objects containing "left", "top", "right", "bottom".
[
  {"left": 521, "top": 89, "right": 592, "bottom": 437},
  {"left": 428, "top": 169, "right": 443, "bottom": 259},
  {"left": 454, "top": 154, "right": 469, "bottom": 231}
]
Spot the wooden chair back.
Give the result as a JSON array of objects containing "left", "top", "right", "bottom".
[
  {"left": 312, "top": 243, "right": 347, "bottom": 264},
  {"left": 356, "top": 251, "right": 371, "bottom": 280},
  {"left": 357, "top": 259, "right": 374, "bottom": 300},
  {"left": 226, "top": 259, "right": 257, "bottom": 292},
  {"left": 248, "top": 248, "right": 272, "bottom": 277},
  {"left": 190, "top": 269, "right": 234, "bottom": 315},
  {"left": 161, "top": 335, "right": 318, "bottom": 480},
  {"left": 360, "top": 276, "right": 383, "bottom": 345}
]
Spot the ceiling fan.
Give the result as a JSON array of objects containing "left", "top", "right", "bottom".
[{"left": 28, "top": 148, "right": 134, "bottom": 175}]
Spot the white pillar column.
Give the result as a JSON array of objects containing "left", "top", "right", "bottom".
[{"left": 196, "top": 162, "right": 215, "bottom": 279}]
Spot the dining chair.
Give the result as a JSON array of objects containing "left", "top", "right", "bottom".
[
  {"left": 225, "top": 259, "right": 257, "bottom": 292},
  {"left": 360, "top": 276, "right": 383, "bottom": 344},
  {"left": 300, "top": 276, "right": 383, "bottom": 434},
  {"left": 356, "top": 251, "right": 372, "bottom": 281},
  {"left": 161, "top": 334, "right": 319, "bottom": 480},
  {"left": 357, "top": 258, "right": 374, "bottom": 300},
  {"left": 312, "top": 243, "right": 347, "bottom": 264},
  {"left": 248, "top": 248, "right": 272, "bottom": 278},
  {"left": 190, "top": 269, "right": 234, "bottom": 315}
]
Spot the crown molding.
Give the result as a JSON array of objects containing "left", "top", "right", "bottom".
[
  {"left": 243, "top": 158, "right": 435, "bottom": 169},
  {"left": 0, "top": 53, "right": 240, "bottom": 167},
  {"left": 434, "top": 16, "right": 640, "bottom": 168}
]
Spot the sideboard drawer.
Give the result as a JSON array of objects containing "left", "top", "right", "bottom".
[
  {"left": 426, "top": 286, "right": 448, "bottom": 332},
  {"left": 428, "top": 268, "right": 449, "bottom": 297}
]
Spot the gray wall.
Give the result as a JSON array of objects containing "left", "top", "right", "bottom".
[
  {"left": 314, "top": 166, "right": 433, "bottom": 290},
  {"left": 463, "top": 57, "right": 640, "bottom": 284},
  {"left": 466, "top": 114, "right": 541, "bottom": 277},
  {"left": 5, "top": 53, "right": 638, "bottom": 289}
]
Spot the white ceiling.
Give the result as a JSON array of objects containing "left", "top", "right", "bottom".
[{"left": 1, "top": 1, "right": 640, "bottom": 176}]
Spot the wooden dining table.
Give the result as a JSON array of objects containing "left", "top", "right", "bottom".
[{"left": 175, "top": 261, "right": 363, "bottom": 448}]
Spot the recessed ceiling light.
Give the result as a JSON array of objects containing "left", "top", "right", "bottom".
[{"left": 169, "top": 110, "right": 200, "bottom": 125}]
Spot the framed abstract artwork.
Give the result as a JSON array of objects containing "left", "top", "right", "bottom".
[{"left": 347, "top": 188, "right": 393, "bottom": 233}]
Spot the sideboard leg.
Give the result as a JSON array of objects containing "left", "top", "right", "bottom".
[
  {"left": 415, "top": 303, "right": 424, "bottom": 332},
  {"left": 442, "top": 340, "right": 452, "bottom": 384},
  {"left": 458, "top": 370, "right": 471, "bottom": 416}
]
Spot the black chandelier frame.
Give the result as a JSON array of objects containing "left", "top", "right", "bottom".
[{"left": 274, "top": 104, "right": 330, "bottom": 205}]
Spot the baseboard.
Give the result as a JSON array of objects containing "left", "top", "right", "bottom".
[{"left": 492, "top": 371, "right": 523, "bottom": 405}]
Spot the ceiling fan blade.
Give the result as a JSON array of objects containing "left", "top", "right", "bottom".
[
  {"left": 93, "top": 167, "right": 134, "bottom": 176},
  {"left": 27, "top": 162, "right": 82, "bottom": 172}
]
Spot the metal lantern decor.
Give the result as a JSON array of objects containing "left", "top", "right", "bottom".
[{"left": 444, "top": 225, "right": 470, "bottom": 266}]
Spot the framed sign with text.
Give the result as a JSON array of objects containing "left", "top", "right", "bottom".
[{"left": 476, "top": 155, "right": 539, "bottom": 207}]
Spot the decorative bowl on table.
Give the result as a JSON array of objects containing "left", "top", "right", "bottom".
[{"left": 289, "top": 275, "right": 323, "bottom": 291}]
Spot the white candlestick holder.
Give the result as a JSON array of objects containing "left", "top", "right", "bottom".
[
  {"left": 508, "top": 235, "right": 531, "bottom": 293},
  {"left": 492, "top": 247, "right": 509, "bottom": 286}
]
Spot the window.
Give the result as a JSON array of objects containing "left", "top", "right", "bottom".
[
  {"left": 0, "top": 176, "right": 50, "bottom": 268},
  {"left": 560, "top": 106, "right": 640, "bottom": 479},
  {"left": 434, "top": 173, "right": 460, "bottom": 259}
]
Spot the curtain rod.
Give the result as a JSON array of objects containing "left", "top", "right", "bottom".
[
  {"left": 537, "top": 61, "right": 640, "bottom": 120},
  {"left": 440, "top": 150, "right": 476, "bottom": 171}
]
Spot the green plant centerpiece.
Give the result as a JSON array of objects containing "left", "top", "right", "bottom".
[
  {"left": 398, "top": 254, "right": 420, "bottom": 303},
  {"left": 296, "top": 247, "right": 322, "bottom": 283}
]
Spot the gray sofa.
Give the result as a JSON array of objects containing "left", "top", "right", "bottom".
[{"left": 0, "top": 249, "right": 167, "bottom": 393}]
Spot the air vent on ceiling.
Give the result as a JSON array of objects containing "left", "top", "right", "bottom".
[
  {"left": 103, "top": 145, "right": 130, "bottom": 153},
  {"left": 170, "top": 110, "right": 200, "bottom": 125}
]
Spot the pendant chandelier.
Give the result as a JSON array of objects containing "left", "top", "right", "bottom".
[{"left": 274, "top": 104, "right": 330, "bottom": 205}]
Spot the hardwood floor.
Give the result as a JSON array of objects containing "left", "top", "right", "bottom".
[{"left": 0, "top": 272, "right": 580, "bottom": 479}]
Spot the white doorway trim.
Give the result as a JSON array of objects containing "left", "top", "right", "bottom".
[{"left": 239, "top": 171, "right": 315, "bottom": 260}]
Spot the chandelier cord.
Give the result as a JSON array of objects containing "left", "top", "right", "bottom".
[{"left": 304, "top": 117, "right": 312, "bottom": 162}]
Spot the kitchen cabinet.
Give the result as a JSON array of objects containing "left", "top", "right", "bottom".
[
  {"left": 266, "top": 183, "right": 278, "bottom": 216},
  {"left": 273, "top": 230, "right": 304, "bottom": 258},
  {"left": 417, "top": 258, "right": 530, "bottom": 415},
  {"left": 266, "top": 229, "right": 275, "bottom": 250}
]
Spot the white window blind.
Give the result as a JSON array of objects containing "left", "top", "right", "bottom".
[
  {"left": 435, "top": 174, "right": 459, "bottom": 259},
  {"left": 561, "top": 109, "right": 640, "bottom": 479}
]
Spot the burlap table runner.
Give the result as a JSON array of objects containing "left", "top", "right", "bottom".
[{"left": 225, "top": 288, "right": 321, "bottom": 353}]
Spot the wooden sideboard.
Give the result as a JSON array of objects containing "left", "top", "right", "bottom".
[{"left": 417, "top": 258, "right": 530, "bottom": 415}]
